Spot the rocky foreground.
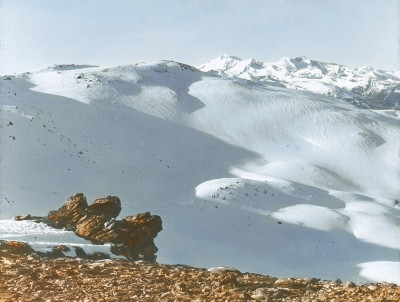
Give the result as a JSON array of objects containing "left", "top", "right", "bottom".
[
  {"left": 1, "top": 253, "right": 400, "bottom": 302},
  {"left": 3, "top": 193, "right": 400, "bottom": 301}
]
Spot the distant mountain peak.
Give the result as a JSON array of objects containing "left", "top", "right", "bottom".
[
  {"left": 199, "top": 55, "right": 400, "bottom": 109},
  {"left": 197, "top": 54, "right": 243, "bottom": 71},
  {"left": 219, "top": 54, "right": 242, "bottom": 61},
  {"left": 292, "top": 56, "right": 311, "bottom": 62}
]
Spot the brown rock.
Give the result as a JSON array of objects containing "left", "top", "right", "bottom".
[
  {"left": 88, "top": 196, "right": 121, "bottom": 220},
  {"left": 75, "top": 215, "right": 108, "bottom": 238},
  {"left": 14, "top": 214, "right": 32, "bottom": 221},
  {"left": 239, "top": 292, "right": 251, "bottom": 300},
  {"left": 111, "top": 212, "right": 162, "bottom": 260},
  {"left": 52, "top": 245, "right": 71, "bottom": 254},
  {"left": 20, "top": 193, "right": 163, "bottom": 261},
  {"left": 0, "top": 241, "right": 35, "bottom": 255},
  {"left": 274, "top": 277, "right": 308, "bottom": 289},
  {"left": 218, "top": 273, "right": 238, "bottom": 286},
  {"left": 252, "top": 287, "right": 270, "bottom": 296},
  {"left": 344, "top": 281, "right": 357, "bottom": 288},
  {"left": 272, "top": 289, "right": 289, "bottom": 299},
  {"left": 73, "top": 246, "right": 111, "bottom": 260},
  {"left": 14, "top": 214, "right": 44, "bottom": 222},
  {"left": 122, "top": 212, "right": 163, "bottom": 238},
  {"left": 47, "top": 193, "right": 88, "bottom": 230},
  {"left": 90, "top": 225, "right": 120, "bottom": 243},
  {"left": 2, "top": 253, "right": 400, "bottom": 302}
]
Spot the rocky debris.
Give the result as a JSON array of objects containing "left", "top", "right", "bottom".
[
  {"left": 14, "top": 214, "right": 32, "bottom": 221},
  {"left": 1, "top": 254, "right": 400, "bottom": 302},
  {"left": 16, "top": 193, "right": 162, "bottom": 261},
  {"left": 274, "top": 278, "right": 308, "bottom": 289},
  {"left": 14, "top": 214, "right": 44, "bottom": 222},
  {"left": 0, "top": 241, "right": 35, "bottom": 255},
  {"left": 0, "top": 240, "right": 113, "bottom": 261}
]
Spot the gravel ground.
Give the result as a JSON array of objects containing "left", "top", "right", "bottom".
[{"left": 1, "top": 254, "right": 400, "bottom": 301}]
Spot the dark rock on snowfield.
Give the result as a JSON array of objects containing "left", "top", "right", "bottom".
[
  {"left": 15, "top": 193, "right": 162, "bottom": 261},
  {"left": 47, "top": 193, "right": 89, "bottom": 230}
]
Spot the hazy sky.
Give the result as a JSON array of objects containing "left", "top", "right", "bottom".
[{"left": 0, "top": 0, "right": 398, "bottom": 74}]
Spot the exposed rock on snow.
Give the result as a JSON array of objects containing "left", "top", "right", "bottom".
[
  {"left": 0, "top": 240, "right": 111, "bottom": 260},
  {"left": 88, "top": 196, "right": 122, "bottom": 220},
  {"left": 47, "top": 193, "right": 89, "bottom": 229},
  {"left": 17, "top": 193, "right": 162, "bottom": 261}
]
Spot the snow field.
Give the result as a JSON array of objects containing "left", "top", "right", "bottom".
[{"left": 0, "top": 59, "right": 399, "bottom": 283}]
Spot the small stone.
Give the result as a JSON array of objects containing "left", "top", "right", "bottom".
[
  {"left": 252, "top": 287, "right": 270, "bottom": 296},
  {"left": 274, "top": 278, "right": 306, "bottom": 288},
  {"left": 218, "top": 273, "right": 238, "bottom": 286},
  {"left": 272, "top": 289, "right": 288, "bottom": 299},
  {"left": 14, "top": 214, "right": 32, "bottom": 221},
  {"left": 207, "top": 266, "right": 241, "bottom": 273},
  {"left": 308, "top": 277, "right": 320, "bottom": 284},
  {"left": 250, "top": 295, "right": 263, "bottom": 300},
  {"left": 344, "top": 281, "right": 357, "bottom": 288},
  {"left": 239, "top": 292, "right": 251, "bottom": 300}
]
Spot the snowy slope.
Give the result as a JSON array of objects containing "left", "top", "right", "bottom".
[
  {"left": 199, "top": 54, "right": 400, "bottom": 109},
  {"left": 0, "top": 60, "right": 399, "bottom": 284}
]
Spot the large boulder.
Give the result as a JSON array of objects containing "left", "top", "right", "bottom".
[
  {"left": 96, "top": 212, "right": 163, "bottom": 261},
  {"left": 76, "top": 212, "right": 163, "bottom": 261},
  {"left": 47, "top": 193, "right": 88, "bottom": 230},
  {"left": 75, "top": 215, "right": 108, "bottom": 239},
  {"left": 88, "top": 196, "right": 121, "bottom": 221},
  {"left": 39, "top": 193, "right": 162, "bottom": 261}
]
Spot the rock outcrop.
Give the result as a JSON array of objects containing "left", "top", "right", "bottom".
[
  {"left": 47, "top": 193, "right": 89, "bottom": 229},
  {"left": 16, "top": 193, "right": 162, "bottom": 261},
  {"left": 88, "top": 196, "right": 122, "bottom": 220}
]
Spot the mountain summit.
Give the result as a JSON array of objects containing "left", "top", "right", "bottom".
[{"left": 199, "top": 55, "right": 400, "bottom": 109}]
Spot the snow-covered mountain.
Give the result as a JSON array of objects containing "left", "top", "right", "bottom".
[
  {"left": 0, "top": 59, "right": 399, "bottom": 284},
  {"left": 199, "top": 54, "right": 400, "bottom": 109}
]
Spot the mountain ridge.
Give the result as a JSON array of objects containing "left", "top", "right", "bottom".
[{"left": 198, "top": 54, "right": 400, "bottom": 109}]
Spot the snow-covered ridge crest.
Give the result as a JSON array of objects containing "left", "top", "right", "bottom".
[
  {"left": 199, "top": 55, "right": 400, "bottom": 109},
  {"left": 37, "top": 64, "right": 99, "bottom": 72},
  {"left": 27, "top": 60, "right": 203, "bottom": 105}
]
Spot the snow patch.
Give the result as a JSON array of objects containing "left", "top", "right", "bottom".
[
  {"left": 272, "top": 204, "right": 348, "bottom": 232},
  {"left": 358, "top": 261, "right": 400, "bottom": 284}
]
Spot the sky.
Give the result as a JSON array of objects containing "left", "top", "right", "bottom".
[{"left": 0, "top": 0, "right": 398, "bottom": 75}]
